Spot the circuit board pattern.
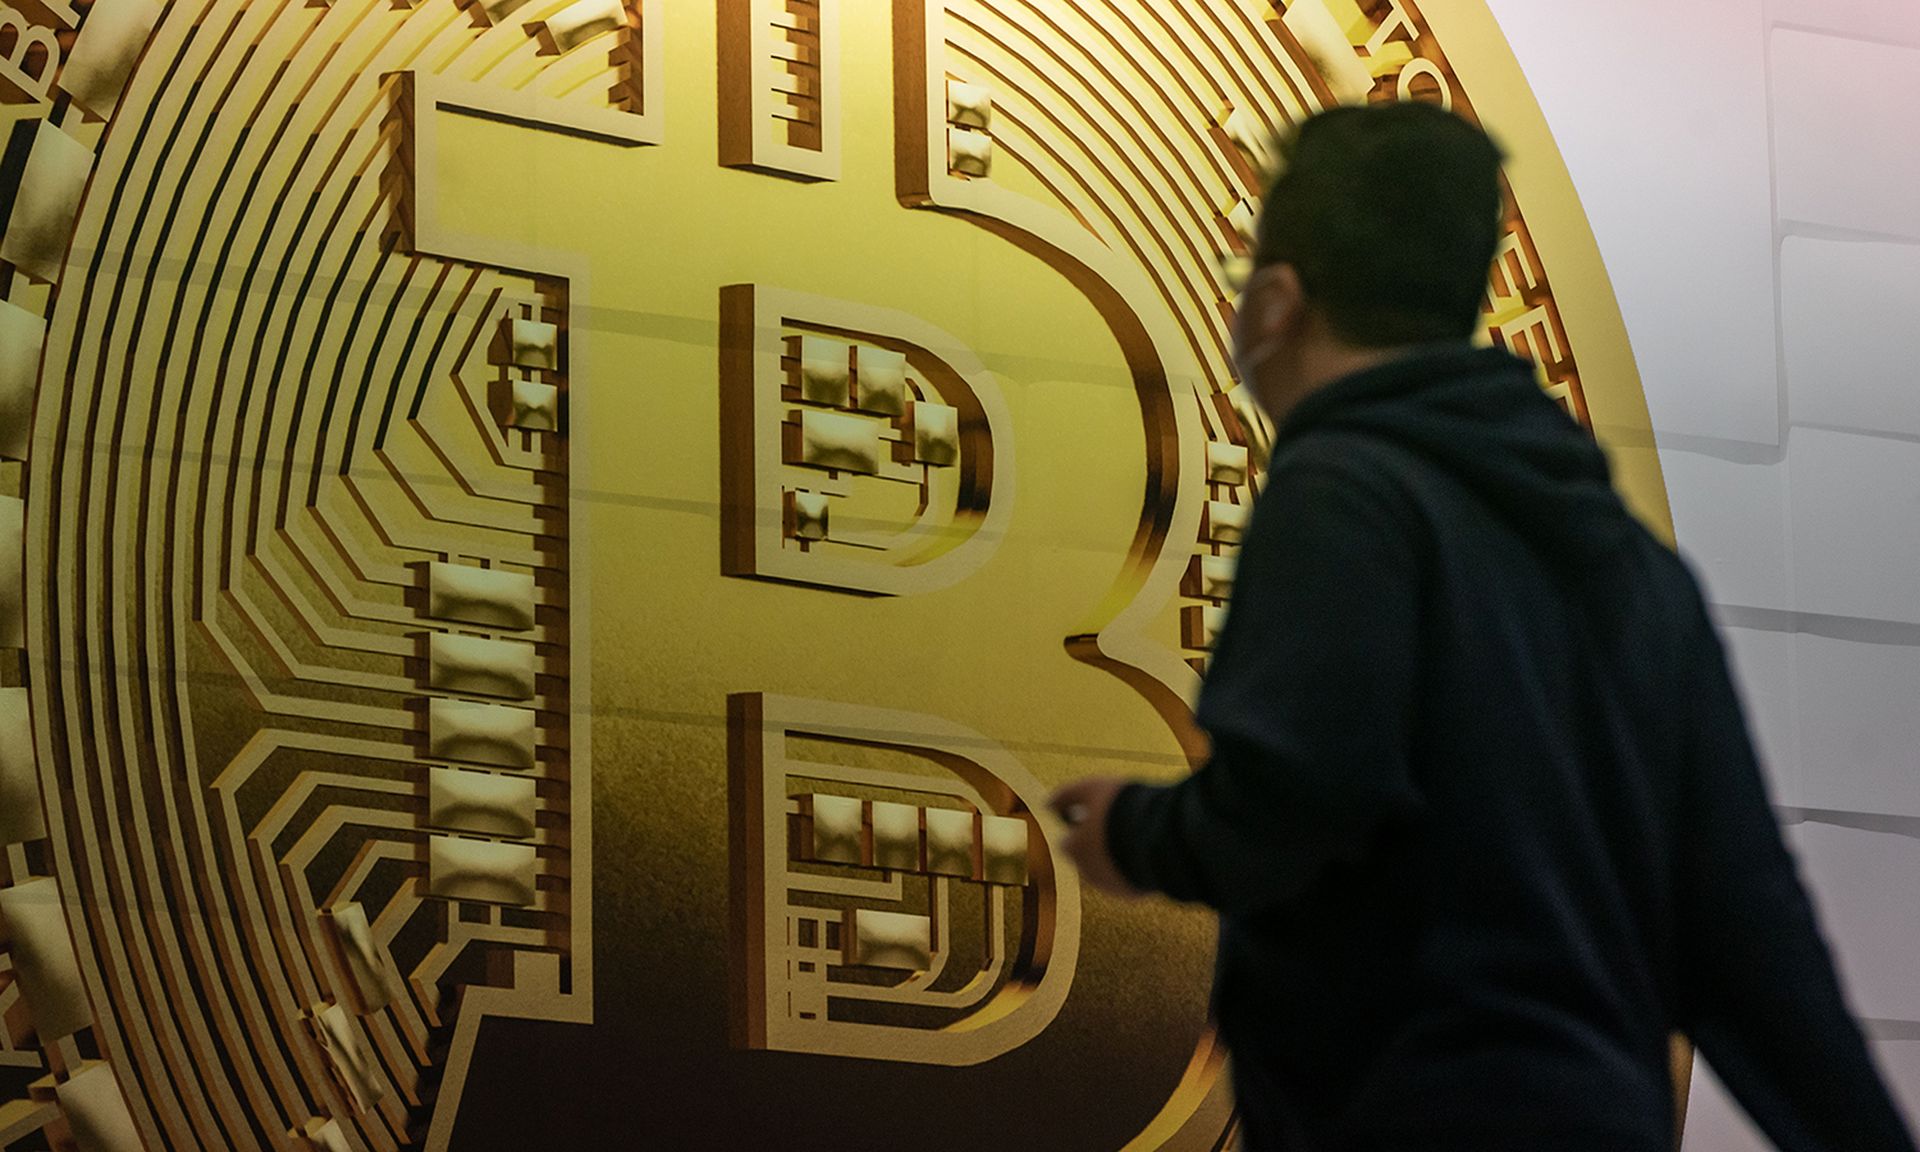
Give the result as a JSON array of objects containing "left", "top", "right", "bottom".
[
  {"left": 729, "top": 693, "right": 1072, "bottom": 1065},
  {"left": 0, "top": 2, "right": 662, "bottom": 1149},
  {"left": 719, "top": 284, "right": 1013, "bottom": 597}
]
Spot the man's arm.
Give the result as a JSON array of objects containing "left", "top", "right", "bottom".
[
  {"left": 1100, "top": 461, "right": 1423, "bottom": 918},
  {"left": 1677, "top": 603, "right": 1917, "bottom": 1150}
]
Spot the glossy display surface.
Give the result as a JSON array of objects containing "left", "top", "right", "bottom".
[{"left": 0, "top": 2, "right": 1664, "bottom": 1149}]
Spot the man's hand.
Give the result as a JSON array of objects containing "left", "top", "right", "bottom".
[{"left": 1047, "top": 777, "right": 1143, "bottom": 898}]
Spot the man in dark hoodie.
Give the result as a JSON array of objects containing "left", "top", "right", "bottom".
[{"left": 1048, "top": 103, "right": 1917, "bottom": 1152}]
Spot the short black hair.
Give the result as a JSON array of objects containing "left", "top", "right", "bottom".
[{"left": 1255, "top": 102, "right": 1506, "bottom": 348}]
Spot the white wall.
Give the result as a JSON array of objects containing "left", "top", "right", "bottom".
[{"left": 1485, "top": 0, "right": 1920, "bottom": 1145}]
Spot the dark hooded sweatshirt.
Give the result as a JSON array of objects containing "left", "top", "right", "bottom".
[{"left": 1106, "top": 345, "right": 1916, "bottom": 1152}]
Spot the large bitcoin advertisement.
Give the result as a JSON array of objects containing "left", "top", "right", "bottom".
[{"left": 0, "top": 1, "right": 1668, "bottom": 1149}]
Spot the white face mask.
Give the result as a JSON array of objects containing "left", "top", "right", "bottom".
[{"left": 1230, "top": 285, "right": 1289, "bottom": 417}]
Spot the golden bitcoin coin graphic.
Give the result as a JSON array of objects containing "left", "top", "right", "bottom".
[{"left": 0, "top": 1, "right": 1669, "bottom": 1150}]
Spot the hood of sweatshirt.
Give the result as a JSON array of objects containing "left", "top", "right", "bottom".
[{"left": 1272, "top": 343, "right": 1639, "bottom": 569}]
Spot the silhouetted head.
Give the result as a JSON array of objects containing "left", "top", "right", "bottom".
[{"left": 1233, "top": 101, "right": 1506, "bottom": 424}]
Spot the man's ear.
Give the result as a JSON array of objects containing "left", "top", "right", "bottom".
[{"left": 1246, "top": 262, "right": 1307, "bottom": 342}]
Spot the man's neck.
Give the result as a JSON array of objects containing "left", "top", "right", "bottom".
[
  {"left": 1305, "top": 342, "right": 1408, "bottom": 392},
  {"left": 1258, "top": 341, "right": 1415, "bottom": 429}
]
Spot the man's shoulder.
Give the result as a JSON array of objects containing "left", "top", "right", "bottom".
[
  {"left": 1265, "top": 428, "right": 1434, "bottom": 522},
  {"left": 1272, "top": 425, "right": 1412, "bottom": 472}
]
